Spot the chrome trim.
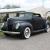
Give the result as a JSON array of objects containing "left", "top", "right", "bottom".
[
  {"left": 0, "top": 30, "right": 20, "bottom": 34},
  {"left": 33, "top": 29, "right": 45, "bottom": 32}
]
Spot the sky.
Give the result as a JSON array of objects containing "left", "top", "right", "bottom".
[{"left": 0, "top": 0, "right": 50, "bottom": 10}]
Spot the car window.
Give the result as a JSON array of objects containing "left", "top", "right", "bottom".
[
  {"left": 33, "top": 13, "right": 41, "bottom": 17},
  {"left": 32, "top": 13, "right": 42, "bottom": 20},
  {"left": 32, "top": 15, "right": 42, "bottom": 20}
]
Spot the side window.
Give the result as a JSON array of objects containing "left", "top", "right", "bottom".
[
  {"left": 32, "top": 16, "right": 38, "bottom": 19},
  {"left": 32, "top": 13, "right": 42, "bottom": 19},
  {"left": 33, "top": 13, "right": 41, "bottom": 17}
]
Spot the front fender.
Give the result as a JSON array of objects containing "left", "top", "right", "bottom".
[{"left": 19, "top": 22, "right": 33, "bottom": 32}]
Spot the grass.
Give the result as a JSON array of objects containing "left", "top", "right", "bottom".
[
  {"left": 0, "top": 32, "right": 4, "bottom": 37},
  {"left": 0, "top": 22, "right": 4, "bottom": 36}
]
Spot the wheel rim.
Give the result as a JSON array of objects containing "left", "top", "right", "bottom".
[{"left": 24, "top": 27, "right": 31, "bottom": 39}]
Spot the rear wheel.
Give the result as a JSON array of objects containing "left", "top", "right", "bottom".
[{"left": 45, "top": 24, "right": 50, "bottom": 32}]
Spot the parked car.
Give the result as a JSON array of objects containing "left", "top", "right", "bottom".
[{"left": 0, "top": 12, "right": 49, "bottom": 39}]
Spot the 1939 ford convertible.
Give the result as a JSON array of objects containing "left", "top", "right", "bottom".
[{"left": 0, "top": 11, "right": 49, "bottom": 39}]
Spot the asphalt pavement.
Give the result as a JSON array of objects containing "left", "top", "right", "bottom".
[{"left": 0, "top": 29, "right": 50, "bottom": 50}]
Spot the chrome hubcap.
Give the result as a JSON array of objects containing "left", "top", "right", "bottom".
[{"left": 24, "top": 27, "right": 31, "bottom": 38}]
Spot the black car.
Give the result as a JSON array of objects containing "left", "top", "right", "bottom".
[{"left": 1, "top": 12, "right": 49, "bottom": 39}]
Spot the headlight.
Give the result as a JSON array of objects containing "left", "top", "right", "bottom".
[
  {"left": 7, "top": 18, "right": 9, "bottom": 21},
  {"left": 1, "top": 23, "right": 4, "bottom": 28},
  {"left": 16, "top": 23, "right": 20, "bottom": 29}
]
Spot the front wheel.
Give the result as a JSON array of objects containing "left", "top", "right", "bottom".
[{"left": 21, "top": 27, "right": 31, "bottom": 39}]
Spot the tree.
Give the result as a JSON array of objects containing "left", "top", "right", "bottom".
[
  {"left": 47, "top": 16, "right": 50, "bottom": 21},
  {"left": 11, "top": 5, "right": 20, "bottom": 8},
  {"left": 3, "top": 5, "right": 20, "bottom": 9}
]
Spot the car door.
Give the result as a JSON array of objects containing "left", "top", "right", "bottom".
[
  {"left": 36, "top": 17, "right": 46, "bottom": 29},
  {"left": 32, "top": 16, "right": 39, "bottom": 30},
  {"left": 32, "top": 16, "right": 43, "bottom": 30},
  {"left": 35, "top": 17, "right": 44, "bottom": 30}
]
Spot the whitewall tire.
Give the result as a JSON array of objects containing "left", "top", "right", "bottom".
[{"left": 23, "top": 27, "right": 31, "bottom": 39}]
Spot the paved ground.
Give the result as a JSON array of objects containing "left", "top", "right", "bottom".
[{"left": 0, "top": 29, "right": 50, "bottom": 50}]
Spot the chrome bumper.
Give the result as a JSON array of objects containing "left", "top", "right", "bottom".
[{"left": 0, "top": 30, "right": 20, "bottom": 34}]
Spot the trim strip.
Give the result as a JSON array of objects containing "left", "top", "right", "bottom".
[
  {"left": 33, "top": 29, "right": 45, "bottom": 32},
  {"left": 0, "top": 30, "right": 20, "bottom": 34}
]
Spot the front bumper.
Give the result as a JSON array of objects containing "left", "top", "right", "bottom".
[{"left": 0, "top": 30, "right": 20, "bottom": 34}]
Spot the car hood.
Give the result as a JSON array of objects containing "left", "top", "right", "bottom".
[{"left": 7, "top": 18, "right": 29, "bottom": 24}]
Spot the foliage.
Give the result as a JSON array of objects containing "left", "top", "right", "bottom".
[
  {"left": 0, "top": 16, "right": 4, "bottom": 23},
  {"left": 2, "top": 5, "right": 20, "bottom": 9},
  {"left": 0, "top": 32, "right": 4, "bottom": 37},
  {"left": 47, "top": 16, "right": 50, "bottom": 21}
]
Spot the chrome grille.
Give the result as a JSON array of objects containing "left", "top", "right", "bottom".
[{"left": 7, "top": 19, "right": 13, "bottom": 31}]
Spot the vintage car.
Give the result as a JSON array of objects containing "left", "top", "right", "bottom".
[{"left": 0, "top": 12, "right": 49, "bottom": 39}]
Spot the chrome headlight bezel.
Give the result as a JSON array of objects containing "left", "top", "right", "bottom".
[
  {"left": 1, "top": 23, "right": 4, "bottom": 28},
  {"left": 16, "top": 23, "right": 20, "bottom": 29}
]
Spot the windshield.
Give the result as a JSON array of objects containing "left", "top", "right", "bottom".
[
  {"left": 10, "top": 13, "right": 32, "bottom": 20},
  {"left": 0, "top": 12, "right": 32, "bottom": 22}
]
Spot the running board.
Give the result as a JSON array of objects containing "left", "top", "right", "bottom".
[{"left": 32, "top": 29, "right": 45, "bottom": 33}]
